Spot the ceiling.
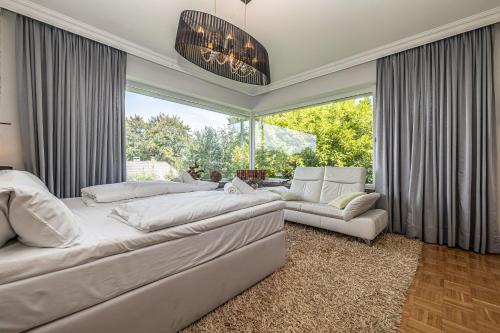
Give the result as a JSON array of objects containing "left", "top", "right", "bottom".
[{"left": 3, "top": 0, "right": 500, "bottom": 95}]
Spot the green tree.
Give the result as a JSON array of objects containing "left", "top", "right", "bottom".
[
  {"left": 126, "top": 114, "right": 191, "bottom": 170},
  {"left": 188, "top": 122, "right": 249, "bottom": 178},
  {"left": 256, "top": 97, "right": 373, "bottom": 182},
  {"left": 126, "top": 116, "right": 149, "bottom": 161}
]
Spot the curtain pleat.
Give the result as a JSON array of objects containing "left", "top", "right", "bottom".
[
  {"left": 16, "top": 15, "right": 127, "bottom": 198},
  {"left": 375, "top": 26, "right": 499, "bottom": 253}
]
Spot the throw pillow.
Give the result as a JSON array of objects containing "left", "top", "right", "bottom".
[
  {"left": 328, "top": 192, "right": 365, "bottom": 209},
  {"left": 343, "top": 193, "right": 380, "bottom": 221}
]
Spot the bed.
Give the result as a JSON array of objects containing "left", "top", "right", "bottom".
[{"left": 0, "top": 192, "right": 286, "bottom": 333}]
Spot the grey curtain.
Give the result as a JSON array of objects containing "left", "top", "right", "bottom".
[
  {"left": 375, "top": 26, "right": 500, "bottom": 254},
  {"left": 16, "top": 15, "right": 127, "bottom": 198}
]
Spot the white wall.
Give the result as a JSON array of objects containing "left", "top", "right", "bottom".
[
  {"left": 253, "top": 61, "right": 376, "bottom": 115},
  {"left": 0, "top": 9, "right": 22, "bottom": 169},
  {"left": 127, "top": 55, "right": 256, "bottom": 115}
]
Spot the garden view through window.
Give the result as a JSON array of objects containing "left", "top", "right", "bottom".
[
  {"left": 125, "top": 91, "right": 249, "bottom": 180},
  {"left": 125, "top": 92, "right": 373, "bottom": 183},
  {"left": 255, "top": 96, "right": 374, "bottom": 183}
]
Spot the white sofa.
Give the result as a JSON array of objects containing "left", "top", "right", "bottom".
[{"left": 283, "top": 167, "right": 388, "bottom": 244}]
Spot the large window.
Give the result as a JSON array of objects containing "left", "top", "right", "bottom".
[
  {"left": 125, "top": 92, "right": 249, "bottom": 180},
  {"left": 255, "top": 95, "right": 374, "bottom": 183}
]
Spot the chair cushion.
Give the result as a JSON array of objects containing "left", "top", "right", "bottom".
[
  {"left": 284, "top": 201, "right": 303, "bottom": 211},
  {"left": 268, "top": 189, "right": 302, "bottom": 201},
  {"left": 319, "top": 167, "right": 366, "bottom": 203},
  {"left": 285, "top": 201, "right": 343, "bottom": 219},
  {"left": 343, "top": 193, "right": 380, "bottom": 221},
  {"left": 301, "top": 202, "right": 344, "bottom": 219},
  {"left": 290, "top": 167, "right": 324, "bottom": 202}
]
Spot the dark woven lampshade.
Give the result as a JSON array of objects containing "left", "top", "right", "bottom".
[{"left": 175, "top": 10, "right": 270, "bottom": 85}]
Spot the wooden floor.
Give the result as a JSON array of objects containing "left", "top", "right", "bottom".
[{"left": 400, "top": 244, "right": 500, "bottom": 333}]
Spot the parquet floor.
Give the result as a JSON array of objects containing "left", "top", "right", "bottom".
[{"left": 400, "top": 244, "right": 500, "bottom": 333}]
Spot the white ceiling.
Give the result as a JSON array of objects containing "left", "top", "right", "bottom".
[{"left": 3, "top": 0, "right": 500, "bottom": 94}]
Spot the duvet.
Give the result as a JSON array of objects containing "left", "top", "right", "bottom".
[{"left": 110, "top": 190, "right": 281, "bottom": 232}]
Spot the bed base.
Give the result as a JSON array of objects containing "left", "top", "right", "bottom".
[{"left": 28, "top": 231, "right": 286, "bottom": 333}]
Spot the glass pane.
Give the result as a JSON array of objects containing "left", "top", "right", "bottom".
[
  {"left": 125, "top": 91, "right": 249, "bottom": 181},
  {"left": 255, "top": 96, "right": 374, "bottom": 183}
]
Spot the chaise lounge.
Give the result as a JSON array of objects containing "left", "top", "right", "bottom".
[{"left": 283, "top": 167, "right": 388, "bottom": 244}]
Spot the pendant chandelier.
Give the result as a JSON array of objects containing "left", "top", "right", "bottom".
[{"left": 175, "top": 0, "right": 270, "bottom": 85}]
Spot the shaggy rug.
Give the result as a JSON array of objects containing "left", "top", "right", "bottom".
[{"left": 183, "top": 222, "right": 422, "bottom": 333}]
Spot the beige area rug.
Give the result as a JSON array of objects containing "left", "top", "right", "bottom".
[{"left": 183, "top": 222, "right": 422, "bottom": 333}]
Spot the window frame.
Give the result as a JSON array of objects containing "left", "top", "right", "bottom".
[
  {"left": 252, "top": 88, "right": 376, "bottom": 187},
  {"left": 125, "top": 81, "right": 377, "bottom": 187},
  {"left": 124, "top": 82, "right": 251, "bottom": 180}
]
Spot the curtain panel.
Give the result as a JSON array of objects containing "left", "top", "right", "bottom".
[
  {"left": 16, "top": 15, "right": 127, "bottom": 198},
  {"left": 375, "top": 26, "right": 500, "bottom": 253}
]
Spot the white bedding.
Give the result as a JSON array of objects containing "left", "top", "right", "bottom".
[
  {"left": 111, "top": 190, "right": 281, "bottom": 232},
  {"left": 0, "top": 195, "right": 285, "bottom": 333},
  {"left": 81, "top": 180, "right": 219, "bottom": 205}
]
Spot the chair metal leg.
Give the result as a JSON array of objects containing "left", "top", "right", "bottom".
[{"left": 363, "top": 238, "right": 373, "bottom": 246}]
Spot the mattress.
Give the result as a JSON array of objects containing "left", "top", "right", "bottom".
[{"left": 0, "top": 196, "right": 285, "bottom": 333}]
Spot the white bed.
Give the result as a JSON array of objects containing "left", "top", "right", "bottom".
[{"left": 0, "top": 193, "right": 286, "bottom": 333}]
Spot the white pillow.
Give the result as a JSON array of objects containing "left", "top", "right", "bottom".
[
  {"left": 0, "top": 191, "right": 16, "bottom": 247},
  {"left": 232, "top": 177, "right": 255, "bottom": 194},
  {"left": 342, "top": 193, "right": 380, "bottom": 221},
  {"left": 0, "top": 170, "right": 49, "bottom": 190},
  {"left": 0, "top": 171, "right": 80, "bottom": 248},
  {"left": 173, "top": 171, "right": 195, "bottom": 184},
  {"left": 181, "top": 171, "right": 195, "bottom": 184}
]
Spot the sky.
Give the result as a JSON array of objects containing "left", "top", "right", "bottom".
[
  {"left": 125, "top": 92, "right": 373, "bottom": 132},
  {"left": 125, "top": 91, "right": 231, "bottom": 131}
]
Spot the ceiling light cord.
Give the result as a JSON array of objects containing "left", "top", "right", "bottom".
[{"left": 244, "top": 3, "right": 247, "bottom": 29}]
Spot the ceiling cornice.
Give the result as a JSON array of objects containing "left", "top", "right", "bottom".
[
  {"left": 253, "top": 5, "right": 500, "bottom": 96},
  {"left": 1, "top": 0, "right": 500, "bottom": 97}
]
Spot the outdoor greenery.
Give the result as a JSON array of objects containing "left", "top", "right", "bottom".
[
  {"left": 125, "top": 96, "right": 373, "bottom": 183},
  {"left": 126, "top": 115, "right": 249, "bottom": 180},
  {"left": 256, "top": 97, "right": 374, "bottom": 182}
]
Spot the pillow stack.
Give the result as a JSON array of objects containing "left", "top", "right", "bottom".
[{"left": 0, "top": 170, "right": 80, "bottom": 248}]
